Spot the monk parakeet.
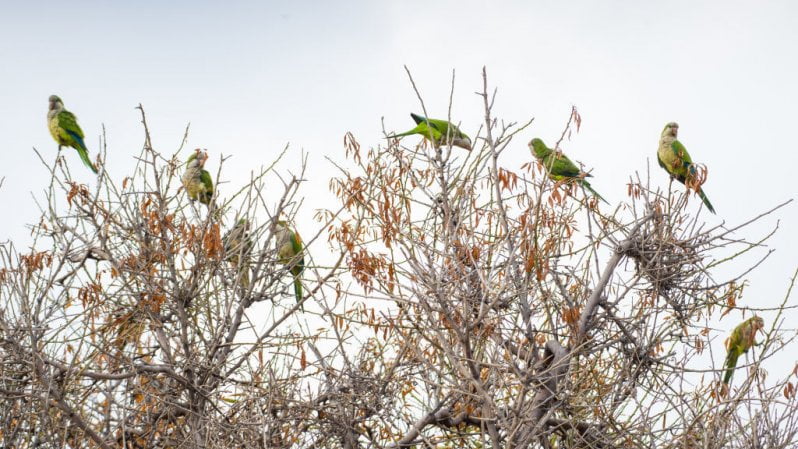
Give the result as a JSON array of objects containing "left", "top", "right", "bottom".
[
  {"left": 388, "top": 113, "right": 472, "bottom": 151},
  {"left": 224, "top": 218, "right": 253, "bottom": 287},
  {"left": 273, "top": 220, "right": 305, "bottom": 309},
  {"left": 182, "top": 149, "right": 214, "bottom": 206},
  {"left": 657, "top": 122, "right": 715, "bottom": 214},
  {"left": 528, "top": 138, "right": 607, "bottom": 204},
  {"left": 723, "top": 316, "right": 765, "bottom": 385},
  {"left": 47, "top": 95, "right": 97, "bottom": 173}
]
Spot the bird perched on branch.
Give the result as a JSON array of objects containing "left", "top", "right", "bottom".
[
  {"left": 528, "top": 138, "right": 607, "bottom": 204},
  {"left": 723, "top": 316, "right": 764, "bottom": 385},
  {"left": 182, "top": 149, "right": 214, "bottom": 207},
  {"left": 273, "top": 220, "right": 305, "bottom": 309},
  {"left": 657, "top": 122, "right": 715, "bottom": 214},
  {"left": 47, "top": 95, "right": 97, "bottom": 173},
  {"left": 388, "top": 113, "right": 472, "bottom": 151},
  {"left": 223, "top": 218, "right": 254, "bottom": 287}
]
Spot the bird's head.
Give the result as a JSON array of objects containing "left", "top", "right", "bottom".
[
  {"left": 452, "top": 134, "right": 472, "bottom": 151},
  {"left": 663, "top": 122, "right": 679, "bottom": 138},
  {"left": 271, "top": 219, "right": 290, "bottom": 233},
  {"left": 48, "top": 95, "right": 63, "bottom": 111},
  {"left": 528, "top": 138, "right": 549, "bottom": 158},
  {"left": 751, "top": 316, "right": 765, "bottom": 332},
  {"left": 186, "top": 148, "right": 209, "bottom": 167},
  {"left": 186, "top": 148, "right": 202, "bottom": 164}
]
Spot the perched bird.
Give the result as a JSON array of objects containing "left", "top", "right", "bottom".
[
  {"left": 223, "top": 218, "right": 254, "bottom": 287},
  {"left": 47, "top": 95, "right": 97, "bottom": 173},
  {"left": 723, "top": 316, "right": 765, "bottom": 385},
  {"left": 528, "top": 138, "right": 607, "bottom": 204},
  {"left": 224, "top": 218, "right": 253, "bottom": 264},
  {"left": 182, "top": 149, "right": 214, "bottom": 206},
  {"left": 388, "top": 113, "right": 472, "bottom": 151},
  {"left": 273, "top": 220, "right": 305, "bottom": 309},
  {"left": 657, "top": 122, "right": 715, "bottom": 214}
]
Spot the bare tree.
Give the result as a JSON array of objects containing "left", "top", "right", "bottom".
[
  {"left": 0, "top": 106, "right": 343, "bottom": 448},
  {"left": 0, "top": 71, "right": 795, "bottom": 449},
  {"left": 315, "top": 69, "right": 797, "bottom": 448}
]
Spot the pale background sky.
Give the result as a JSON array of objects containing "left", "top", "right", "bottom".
[{"left": 1, "top": 1, "right": 796, "bottom": 374}]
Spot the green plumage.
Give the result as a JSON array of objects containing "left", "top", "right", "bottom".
[
  {"left": 657, "top": 122, "right": 715, "bottom": 214},
  {"left": 199, "top": 171, "right": 214, "bottom": 202},
  {"left": 528, "top": 138, "right": 607, "bottom": 204},
  {"left": 388, "top": 113, "right": 472, "bottom": 151},
  {"left": 47, "top": 95, "right": 97, "bottom": 173},
  {"left": 275, "top": 220, "right": 305, "bottom": 309},
  {"left": 723, "top": 316, "right": 764, "bottom": 385},
  {"left": 182, "top": 149, "right": 215, "bottom": 206}
]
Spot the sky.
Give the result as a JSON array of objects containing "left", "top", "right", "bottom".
[{"left": 1, "top": 1, "right": 797, "bottom": 371}]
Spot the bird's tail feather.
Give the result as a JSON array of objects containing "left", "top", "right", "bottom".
[
  {"left": 581, "top": 180, "right": 609, "bottom": 204},
  {"left": 723, "top": 351, "right": 739, "bottom": 385},
  {"left": 68, "top": 131, "right": 98, "bottom": 173},
  {"left": 697, "top": 188, "right": 716, "bottom": 214},
  {"left": 293, "top": 277, "right": 303, "bottom": 311},
  {"left": 385, "top": 129, "right": 419, "bottom": 139}
]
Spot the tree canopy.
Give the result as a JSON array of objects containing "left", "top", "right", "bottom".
[{"left": 0, "top": 71, "right": 795, "bottom": 449}]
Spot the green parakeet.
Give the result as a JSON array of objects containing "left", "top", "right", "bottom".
[
  {"left": 274, "top": 220, "right": 305, "bottom": 309},
  {"left": 528, "top": 138, "right": 607, "bottom": 204},
  {"left": 657, "top": 122, "right": 715, "bottom": 214},
  {"left": 223, "top": 218, "right": 253, "bottom": 287},
  {"left": 723, "top": 316, "right": 764, "bottom": 385},
  {"left": 388, "top": 113, "right": 472, "bottom": 151},
  {"left": 47, "top": 95, "right": 98, "bottom": 173},
  {"left": 182, "top": 149, "right": 214, "bottom": 206}
]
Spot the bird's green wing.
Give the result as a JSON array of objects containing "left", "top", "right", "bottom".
[
  {"left": 289, "top": 231, "right": 304, "bottom": 273},
  {"left": 410, "top": 113, "right": 466, "bottom": 140},
  {"left": 426, "top": 118, "right": 450, "bottom": 134},
  {"left": 399, "top": 123, "right": 441, "bottom": 142},
  {"left": 57, "top": 110, "right": 84, "bottom": 139},
  {"left": 670, "top": 140, "right": 692, "bottom": 166},
  {"left": 200, "top": 170, "right": 214, "bottom": 195},
  {"left": 545, "top": 153, "right": 582, "bottom": 179},
  {"left": 198, "top": 170, "right": 214, "bottom": 205},
  {"left": 429, "top": 118, "right": 468, "bottom": 139},
  {"left": 422, "top": 122, "right": 447, "bottom": 141}
]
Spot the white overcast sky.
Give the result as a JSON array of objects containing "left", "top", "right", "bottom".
[{"left": 1, "top": 1, "right": 797, "bottom": 367}]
